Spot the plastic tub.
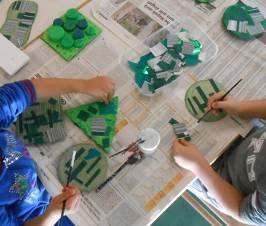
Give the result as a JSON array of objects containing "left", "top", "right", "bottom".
[{"left": 119, "top": 17, "right": 218, "bottom": 96}]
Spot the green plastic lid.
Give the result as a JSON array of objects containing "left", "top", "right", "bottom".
[
  {"left": 74, "top": 38, "right": 85, "bottom": 48},
  {"left": 64, "top": 19, "right": 77, "bottom": 32},
  {"left": 66, "top": 8, "right": 80, "bottom": 20},
  {"left": 61, "top": 34, "right": 74, "bottom": 49},
  {"left": 185, "top": 79, "right": 226, "bottom": 122},
  {"left": 47, "top": 26, "right": 65, "bottom": 42}
]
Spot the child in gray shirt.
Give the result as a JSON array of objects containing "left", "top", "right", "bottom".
[{"left": 173, "top": 92, "right": 266, "bottom": 225}]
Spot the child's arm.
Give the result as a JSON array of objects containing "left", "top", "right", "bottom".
[
  {"left": 0, "top": 76, "right": 115, "bottom": 128},
  {"left": 208, "top": 92, "right": 266, "bottom": 119},
  {"left": 31, "top": 76, "right": 115, "bottom": 104},
  {"left": 24, "top": 186, "right": 80, "bottom": 226},
  {"left": 173, "top": 140, "right": 248, "bottom": 224}
]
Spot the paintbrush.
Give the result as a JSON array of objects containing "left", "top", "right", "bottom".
[
  {"left": 197, "top": 78, "right": 243, "bottom": 124},
  {"left": 58, "top": 150, "right": 77, "bottom": 226},
  {"left": 109, "top": 138, "right": 145, "bottom": 158}
]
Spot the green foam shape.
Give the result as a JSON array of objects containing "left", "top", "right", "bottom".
[
  {"left": 185, "top": 79, "right": 226, "bottom": 122},
  {"left": 185, "top": 55, "right": 200, "bottom": 66},
  {"left": 128, "top": 61, "right": 140, "bottom": 72},
  {"left": 262, "top": 20, "right": 266, "bottom": 29},
  {"left": 58, "top": 143, "right": 107, "bottom": 192},
  {"left": 223, "top": 2, "right": 263, "bottom": 40},
  {"left": 41, "top": 8, "right": 102, "bottom": 61},
  {"left": 15, "top": 97, "right": 65, "bottom": 145},
  {"left": 65, "top": 97, "right": 119, "bottom": 153}
]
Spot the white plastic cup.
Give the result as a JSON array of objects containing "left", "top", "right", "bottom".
[{"left": 138, "top": 128, "right": 161, "bottom": 155}]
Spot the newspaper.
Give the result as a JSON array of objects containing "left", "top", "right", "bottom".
[{"left": 0, "top": 0, "right": 265, "bottom": 225}]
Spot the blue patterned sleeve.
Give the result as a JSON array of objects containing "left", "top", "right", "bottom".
[
  {"left": 0, "top": 80, "right": 37, "bottom": 128},
  {"left": 0, "top": 206, "right": 20, "bottom": 226}
]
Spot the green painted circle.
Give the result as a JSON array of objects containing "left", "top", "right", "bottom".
[
  {"left": 74, "top": 38, "right": 85, "bottom": 48},
  {"left": 48, "top": 26, "right": 65, "bottom": 42},
  {"left": 64, "top": 19, "right": 77, "bottom": 32},
  {"left": 185, "top": 79, "right": 226, "bottom": 122},
  {"left": 58, "top": 144, "right": 108, "bottom": 192},
  {"left": 223, "top": 2, "right": 260, "bottom": 40},
  {"left": 66, "top": 8, "right": 80, "bottom": 20},
  {"left": 61, "top": 34, "right": 74, "bottom": 49}
]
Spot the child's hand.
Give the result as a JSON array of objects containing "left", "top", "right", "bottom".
[
  {"left": 79, "top": 76, "right": 115, "bottom": 104},
  {"left": 207, "top": 91, "right": 241, "bottom": 115},
  {"left": 173, "top": 139, "right": 209, "bottom": 174},
  {"left": 46, "top": 185, "right": 81, "bottom": 220}
]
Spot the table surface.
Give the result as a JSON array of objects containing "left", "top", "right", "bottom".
[{"left": 0, "top": 0, "right": 265, "bottom": 225}]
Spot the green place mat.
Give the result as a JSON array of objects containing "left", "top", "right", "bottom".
[
  {"left": 16, "top": 97, "right": 65, "bottom": 145},
  {"left": 185, "top": 79, "right": 226, "bottom": 122},
  {"left": 223, "top": 1, "right": 265, "bottom": 40},
  {"left": 58, "top": 143, "right": 108, "bottom": 192},
  {"left": 152, "top": 191, "right": 227, "bottom": 226},
  {"left": 65, "top": 97, "right": 119, "bottom": 153},
  {"left": 41, "top": 8, "right": 102, "bottom": 61},
  {"left": 0, "top": 1, "right": 38, "bottom": 47}
]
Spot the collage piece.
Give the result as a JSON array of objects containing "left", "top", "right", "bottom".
[
  {"left": 185, "top": 79, "right": 226, "bottom": 122},
  {"left": 65, "top": 97, "right": 119, "bottom": 153},
  {"left": 16, "top": 97, "right": 65, "bottom": 145},
  {"left": 223, "top": 1, "right": 266, "bottom": 40},
  {"left": 0, "top": 0, "right": 38, "bottom": 47},
  {"left": 128, "top": 28, "right": 204, "bottom": 96},
  {"left": 169, "top": 118, "right": 191, "bottom": 141},
  {"left": 58, "top": 144, "right": 108, "bottom": 192},
  {"left": 41, "top": 8, "right": 102, "bottom": 61}
]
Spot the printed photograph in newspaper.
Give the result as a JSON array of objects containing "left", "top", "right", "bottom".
[{"left": 112, "top": 2, "right": 162, "bottom": 39}]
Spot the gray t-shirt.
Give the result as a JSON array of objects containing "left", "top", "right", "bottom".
[{"left": 216, "top": 126, "right": 266, "bottom": 225}]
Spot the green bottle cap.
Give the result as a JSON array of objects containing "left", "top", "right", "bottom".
[
  {"left": 48, "top": 26, "right": 65, "bottom": 42},
  {"left": 85, "top": 27, "right": 96, "bottom": 36},
  {"left": 64, "top": 19, "right": 77, "bottom": 32},
  {"left": 61, "top": 34, "right": 74, "bottom": 49},
  {"left": 66, "top": 8, "right": 80, "bottom": 20},
  {"left": 74, "top": 38, "right": 85, "bottom": 48}
]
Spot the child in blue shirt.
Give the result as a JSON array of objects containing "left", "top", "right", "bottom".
[{"left": 0, "top": 76, "right": 115, "bottom": 226}]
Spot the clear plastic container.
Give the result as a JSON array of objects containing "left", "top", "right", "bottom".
[{"left": 119, "top": 17, "right": 218, "bottom": 96}]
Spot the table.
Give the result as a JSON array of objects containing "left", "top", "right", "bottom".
[{"left": 1, "top": 0, "right": 265, "bottom": 225}]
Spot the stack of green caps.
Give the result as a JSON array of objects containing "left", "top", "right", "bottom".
[
  {"left": 58, "top": 144, "right": 108, "bottom": 192},
  {"left": 128, "top": 28, "right": 203, "bottom": 96},
  {"left": 223, "top": 1, "right": 266, "bottom": 40},
  {"left": 16, "top": 97, "right": 66, "bottom": 145},
  {"left": 65, "top": 97, "right": 119, "bottom": 153},
  {"left": 41, "top": 8, "right": 102, "bottom": 61},
  {"left": 185, "top": 79, "right": 226, "bottom": 122}
]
